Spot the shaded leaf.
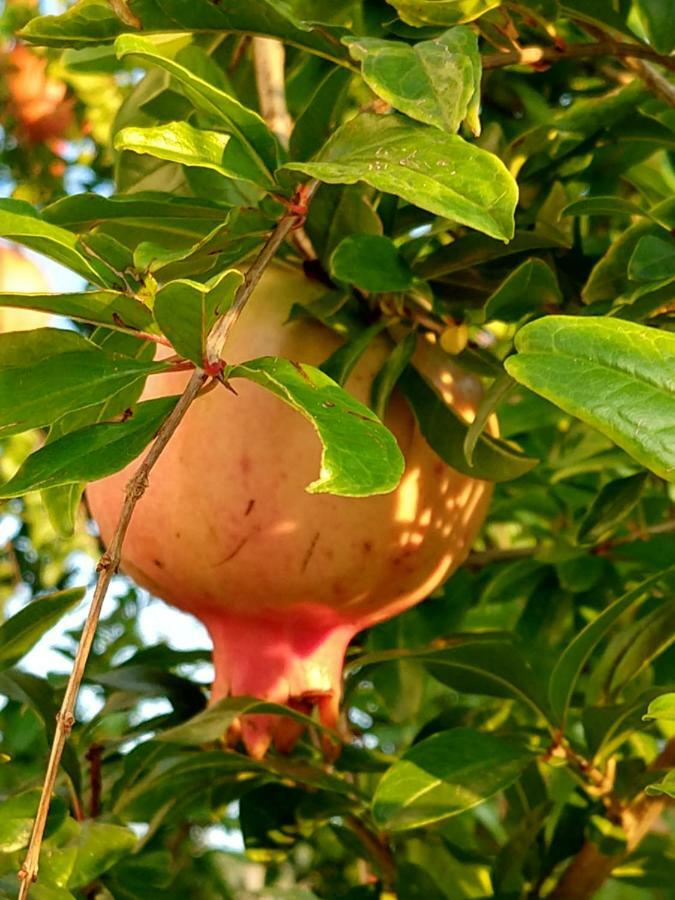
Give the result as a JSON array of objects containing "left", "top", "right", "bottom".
[
  {"left": 505, "top": 316, "right": 675, "bottom": 481},
  {"left": 372, "top": 727, "right": 532, "bottom": 831},
  {"left": 286, "top": 113, "right": 517, "bottom": 242},
  {"left": 228, "top": 356, "right": 404, "bottom": 496},
  {"left": 576, "top": 473, "right": 647, "bottom": 546},
  {"left": 484, "top": 259, "right": 562, "bottom": 322},
  {"left": 331, "top": 234, "right": 414, "bottom": 293},
  {"left": 320, "top": 322, "right": 388, "bottom": 387},
  {"left": 463, "top": 373, "right": 515, "bottom": 467},
  {"left": 628, "top": 235, "right": 675, "bottom": 283},
  {"left": 371, "top": 332, "right": 418, "bottom": 420},
  {"left": 387, "top": 0, "right": 501, "bottom": 27},
  {"left": 400, "top": 367, "right": 537, "bottom": 481},
  {"left": 548, "top": 568, "right": 673, "bottom": 725}
]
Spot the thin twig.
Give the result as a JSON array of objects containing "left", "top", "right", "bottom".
[
  {"left": 622, "top": 56, "right": 675, "bottom": 107},
  {"left": 252, "top": 36, "right": 292, "bottom": 148},
  {"left": 483, "top": 41, "right": 675, "bottom": 75},
  {"left": 345, "top": 814, "right": 397, "bottom": 889},
  {"left": 17, "top": 186, "right": 317, "bottom": 898},
  {"left": 549, "top": 738, "right": 675, "bottom": 899}
]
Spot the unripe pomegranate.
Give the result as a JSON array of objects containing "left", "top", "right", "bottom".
[
  {"left": 87, "top": 264, "right": 492, "bottom": 757},
  {"left": 4, "top": 44, "right": 73, "bottom": 145},
  {"left": 0, "top": 245, "right": 50, "bottom": 331}
]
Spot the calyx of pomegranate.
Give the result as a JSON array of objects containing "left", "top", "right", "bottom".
[{"left": 86, "top": 263, "right": 493, "bottom": 758}]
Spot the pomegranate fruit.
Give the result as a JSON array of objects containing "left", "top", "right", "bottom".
[
  {"left": 0, "top": 245, "right": 50, "bottom": 331},
  {"left": 4, "top": 44, "right": 73, "bottom": 145},
  {"left": 87, "top": 264, "right": 492, "bottom": 757}
]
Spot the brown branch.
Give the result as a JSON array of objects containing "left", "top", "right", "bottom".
[
  {"left": 252, "top": 36, "right": 292, "bottom": 148},
  {"left": 16, "top": 185, "right": 318, "bottom": 899},
  {"left": 483, "top": 41, "right": 675, "bottom": 75},
  {"left": 549, "top": 738, "right": 675, "bottom": 899},
  {"left": 345, "top": 814, "right": 397, "bottom": 889}
]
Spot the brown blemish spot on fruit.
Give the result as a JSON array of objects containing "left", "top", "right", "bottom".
[
  {"left": 216, "top": 535, "right": 249, "bottom": 565},
  {"left": 245, "top": 498, "right": 255, "bottom": 516},
  {"left": 363, "top": 540, "right": 373, "bottom": 553},
  {"left": 153, "top": 558, "right": 164, "bottom": 568},
  {"left": 301, "top": 531, "right": 320, "bottom": 572},
  {"left": 240, "top": 456, "right": 251, "bottom": 475}
]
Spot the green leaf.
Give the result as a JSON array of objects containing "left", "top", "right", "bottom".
[
  {"left": 320, "top": 322, "right": 388, "bottom": 387},
  {"left": 0, "top": 588, "right": 84, "bottom": 670},
  {"left": 484, "top": 259, "right": 562, "bottom": 322},
  {"left": 0, "top": 328, "right": 92, "bottom": 367},
  {"left": 643, "top": 693, "right": 675, "bottom": 723},
  {"left": 346, "top": 27, "right": 481, "bottom": 135},
  {"left": 400, "top": 367, "right": 538, "bottom": 482},
  {"left": 157, "top": 696, "right": 335, "bottom": 745},
  {"left": 372, "top": 727, "right": 532, "bottom": 831},
  {"left": 0, "top": 670, "right": 81, "bottom": 790},
  {"left": 68, "top": 822, "right": 137, "bottom": 889},
  {"left": 628, "top": 235, "right": 675, "bottom": 283},
  {"left": 228, "top": 357, "right": 404, "bottom": 496},
  {"left": 0, "top": 201, "right": 121, "bottom": 287},
  {"left": 371, "top": 332, "right": 418, "bottom": 420},
  {"left": 645, "top": 771, "right": 675, "bottom": 798},
  {"left": 0, "top": 791, "right": 41, "bottom": 853},
  {"left": 387, "top": 0, "right": 502, "bottom": 26},
  {"left": 286, "top": 113, "right": 517, "bottom": 242},
  {"left": 463, "top": 373, "right": 516, "bottom": 467},
  {"left": 547, "top": 568, "right": 673, "bottom": 725},
  {"left": 576, "top": 473, "right": 647, "bottom": 546},
  {"left": 562, "top": 196, "right": 649, "bottom": 219},
  {"left": 330, "top": 235, "right": 414, "bottom": 292},
  {"left": 0, "top": 290, "right": 152, "bottom": 332},
  {"left": 289, "top": 67, "right": 351, "bottom": 162},
  {"left": 114, "top": 121, "right": 268, "bottom": 187},
  {"left": 305, "top": 183, "right": 382, "bottom": 269},
  {"left": 115, "top": 34, "right": 278, "bottom": 180},
  {"left": 0, "top": 397, "right": 178, "bottom": 497},
  {"left": 0, "top": 343, "right": 166, "bottom": 437},
  {"left": 583, "top": 687, "right": 675, "bottom": 758},
  {"left": 42, "top": 484, "right": 84, "bottom": 539},
  {"left": 22, "top": 0, "right": 349, "bottom": 63},
  {"left": 154, "top": 270, "right": 243, "bottom": 366},
  {"left": 505, "top": 316, "right": 675, "bottom": 481},
  {"left": 635, "top": 0, "right": 675, "bottom": 54}
]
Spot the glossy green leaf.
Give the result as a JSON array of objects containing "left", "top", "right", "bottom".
[
  {"left": 583, "top": 687, "right": 674, "bottom": 758},
  {"left": 43, "top": 191, "right": 231, "bottom": 230},
  {"left": 0, "top": 290, "right": 152, "bottom": 332},
  {"left": 330, "top": 235, "right": 414, "bottom": 292},
  {"left": 305, "top": 183, "right": 382, "bottom": 268},
  {"left": 372, "top": 727, "right": 532, "bottom": 831},
  {"left": 0, "top": 791, "right": 41, "bottom": 853},
  {"left": 289, "top": 67, "right": 351, "bottom": 162},
  {"left": 0, "top": 328, "right": 91, "bottom": 366},
  {"left": 0, "top": 343, "right": 166, "bottom": 437},
  {"left": 286, "top": 113, "right": 517, "bottom": 242},
  {"left": 346, "top": 27, "right": 481, "bottom": 135},
  {"left": 67, "top": 822, "right": 137, "bottom": 889},
  {"left": 115, "top": 34, "right": 278, "bottom": 181},
  {"left": 42, "top": 483, "right": 84, "bottom": 539},
  {"left": 320, "top": 322, "right": 388, "bottom": 387},
  {"left": 114, "top": 121, "right": 267, "bottom": 187},
  {"left": 576, "top": 473, "right": 647, "bottom": 546},
  {"left": 547, "top": 568, "right": 673, "bottom": 725},
  {"left": 0, "top": 588, "right": 84, "bottom": 671},
  {"left": 154, "top": 270, "right": 243, "bottom": 365},
  {"left": 228, "top": 356, "right": 404, "bottom": 496},
  {"left": 400, "top": 367, "right": 537, "bottom": 481},
  {"left": 371, "top": 331, "right": 418, "bottom": 420},
  {"left": 643, "top": 693, "right": 675, "bottom": 723},
  {"left": 0, "top": 201, "right": 120, "bottom": 287},
  {"left": 0, "top": 397, "right": 178, "bottom": 497},
  {"left": 387, "top": 0, "right": 501, "bottom": 26},
  {"left": 628, "top": 235, "right": 675, "bottom": 283},
  {"left": 22, "top": 0, "right": 349, "bottom": 62},
  {"left": 484, "top": 259, "right": 562, "bottom": 322},
  {"left": 505, "top": 316, "right": 675, "bottom": 481}
]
